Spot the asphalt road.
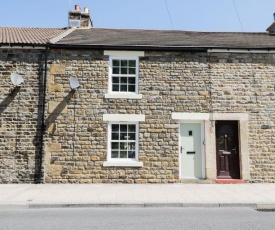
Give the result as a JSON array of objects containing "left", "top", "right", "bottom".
[{"left": 0, "top": 207, "right": 274, "bottom": 230}]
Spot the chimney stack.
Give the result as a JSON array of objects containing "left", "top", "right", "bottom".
[{"left": 68, "top": 5, "right": 93, "bottom": 28}]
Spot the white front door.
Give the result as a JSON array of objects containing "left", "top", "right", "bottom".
[{"left": 180, "top": 123, "right": 203, "bottom": 179}]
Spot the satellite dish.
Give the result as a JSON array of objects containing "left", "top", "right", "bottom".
[
  {"left": 11, "top": 73, "right": 24, "bottom": 86},
  {"left": 69, "top": 76, "right": 80, "bottom": 90}
]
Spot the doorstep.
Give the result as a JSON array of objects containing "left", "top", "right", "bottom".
[
  {"left": 181, "top": 179, "right": 213, "bottom": 184},
  {"left": 214, "top": 179, "right": 245, "bottom": 184}
]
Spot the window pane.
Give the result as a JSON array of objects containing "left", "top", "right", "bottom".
[
  {"left": 120, "top": 142, "right": 128, "bottom": 150},
  {"left": 128, "top": 150, "right": 135, "bottom": 158},
  {"left": 121, "top": 125, "right": 127, "bottom": 132},
  {"left": 120, "top": 151, "right": 127, "bottom": 158},
  {"left": 111, "top": 142, "right": 119, "bottom": 150},
  {"left": 121, "top": 77, "right": 127, "bottom": 83},
  {"left": 112, "top": 124, "right": 119, "bottom": 131},
  {"left": 112, "top": 77, "right": 119, "bottom": 83},
  {"left": 120, "top": 132, "right": 128, "bottom": 140},
  {"left": 128, "top": 143, "right": 136, "bottom": 158},
  {"left": 111, "top": 151, "right": 119, "bottom": 158},
  {"left": 128, "top": 77, "right": 135, "bottom": 84},
  {"left": 129, "top": 133, "right": 135, "bottom": 140},
  {"left": 112, "top": 67, "right": 119, "bottom": 74},
  {"left": 128, "top": 125, "right": 136, "bottom": 132},
  {"left": 112, "top": 84, "right": 119, "bottom": 91},
  {"left": 121, "top": 60, "right": 127, "bottom": 67},
  {"left": 128, "top": 85, "right": 135, "bottom": 92},
  {"left": 129, "top": 60, "right": 136, "bottom": 67},
  {"left": 121, "top": 68, "right": 127, "bottom": 74},
  {"left": 111, "top": 133, "right": 119, "bottom": 140},
  {"left": 129, "top": 68, "right": 136, "bottom": 75},
  {"left": 120, "top": 85, "right": 127, "bottom": 92},
  {"left": 112, "top": 60, "right": 119, "bottom": 66}
]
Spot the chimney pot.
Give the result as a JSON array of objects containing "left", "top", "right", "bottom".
[
  {"left": 84, "top": 7, "right": 89, "bottom": 13},
  {"left": 75, "top": 5, "right": 80, "bottom": 11}
]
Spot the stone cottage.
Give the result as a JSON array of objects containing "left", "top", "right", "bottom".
[{"left": 0, "top": 6, "right": 275, "bottom": 183}]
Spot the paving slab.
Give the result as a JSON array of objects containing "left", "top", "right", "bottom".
[{"left": 0, "top": 184, "right": 274, "bottom": 209}]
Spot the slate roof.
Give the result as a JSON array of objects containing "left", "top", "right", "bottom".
[
  {"left": 0, "top": 27, "right": 68, "bottom": 45},
  {"left": 54, "top": 28, "right": 275, "bottom": 49}
]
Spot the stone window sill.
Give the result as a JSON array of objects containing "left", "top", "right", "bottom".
[
  {"left": 103, "top": 161, "right": 143, "bottom": 167},
  {"left": 104, "top": 93, "right": 142, "bottom": 99}
]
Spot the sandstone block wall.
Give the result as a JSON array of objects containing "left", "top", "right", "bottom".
[
  {"left": 0, "top": 49, "right": 45, "bottom": 183},
  {"left": 44, "top": 49, "right": 275, "bottom": 183},
  {"left": 0, "top": 48, "right": 274, "bottom": 183}
]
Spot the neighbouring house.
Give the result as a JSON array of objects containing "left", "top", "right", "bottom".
[{"left": 0, "top": 5, "right": 275, "bottom": 184}]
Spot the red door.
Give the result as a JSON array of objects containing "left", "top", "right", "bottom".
[{"left": 216, "top": 121, "right": 240, "bottom": 179}]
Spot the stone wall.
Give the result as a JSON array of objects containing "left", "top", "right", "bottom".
[
  {"left": 0, "top": 49, "right": 45, "bottom": 183},
  {"left": 0, "top": 48, "right": 274, "bottom": 183},
  {"left": 44, "top": 49, "right": 275, "bottom": 183}
]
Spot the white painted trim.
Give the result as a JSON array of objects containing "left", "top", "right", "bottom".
[
  {"left": 103, "top": 114, "right": 145, "bottom": 122},
  {"left": 106, "top": 122, "right": 142, "bottom": 166},
  {"left": 207, "top": 49, "right": 275, "bottom": 54},
  {"left": 107, "top": 122, "right": 139, "bottom": 162},
  {"left": 172, "top": 113, "right": 209, "bottom": 120},
  {"left": 104, "top": 50, "right": 145, "bottom": 57},
  {"left": 107, "top": 56, "right": 140, "bottom": 94},
  {"left": 104, "top": 93, "right": 142, "bottom": 99},
  {"left": 103, "top": 161, "right": 143, "bottom": 167}
]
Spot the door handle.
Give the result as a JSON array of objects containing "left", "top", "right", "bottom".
[{"left": 180, "top": 146, "right": 184, "bottom": 153}]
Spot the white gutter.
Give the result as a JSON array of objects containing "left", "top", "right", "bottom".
[{"left": 207, "top": 49, "right": 275, "bottom": 53}]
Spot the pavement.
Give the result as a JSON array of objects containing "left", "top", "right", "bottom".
[{"left": 0, "top": 183, "right": 275, "bottom": 209}]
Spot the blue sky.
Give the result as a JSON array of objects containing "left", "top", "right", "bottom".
[{"left": 0, "top": 0, "right": 274, "bottom": 32}]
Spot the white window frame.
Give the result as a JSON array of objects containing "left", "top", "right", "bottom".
[
  {"left": 102, "top": 113, "right": 145, "bottom": 167},
  {"left": 107, "top": 121, "right": 139, "bottom": 161},
  {"left": 103, "top": 121, "right": 143, "bottom": 167},
  {"left": 104, "top": 50, "right": 144, "bottom": 99},
  {"left": 109, "top": 57, "right": 139, "bottom": 94}
]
